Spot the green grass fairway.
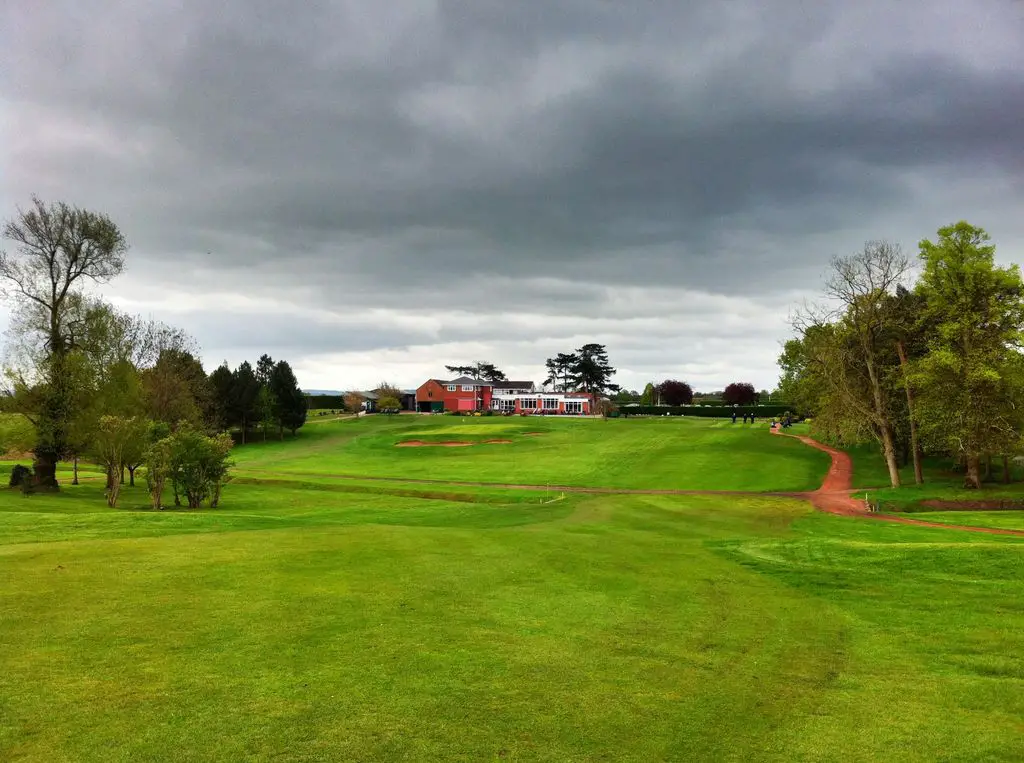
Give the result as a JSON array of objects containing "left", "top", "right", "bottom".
[
  {"left": 1, "top": 417, "right": 1022, "bottom": 760},
  {"left": 233, "top": 416, "right": 830, "bottom": 492}
]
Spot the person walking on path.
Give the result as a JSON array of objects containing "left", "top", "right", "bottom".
[{"left": 731, "top": 410, "right": 737, "bottom": 424}]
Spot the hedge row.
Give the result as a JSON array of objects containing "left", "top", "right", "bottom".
[
  {"left": 306, "top": 394, "right": 346, "bottom": 409},
  {"left": 620, "top": 404, "right": 793, "bottom": 418}
]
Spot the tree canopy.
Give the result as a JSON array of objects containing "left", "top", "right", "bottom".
[
  {"left": 658, "top": 380, "right": 694, "bottom": 406},
  {"left": 445, "top": 362, "right": 507, "bottom": 381},
  {"left": 0, "top": 198, "right": 128, "bottom": 488}
]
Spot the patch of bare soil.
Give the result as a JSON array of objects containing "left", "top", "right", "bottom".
[
  {"left": 522, "top": 432, "right": 544, "bottom": 436},
  {"left": 484, "top": 439, "right": 512, "bottom": 444},
  {"left": 396, "top": 440, "right": 475, "bottom": 447}
]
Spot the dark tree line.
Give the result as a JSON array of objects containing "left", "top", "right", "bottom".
[{"left": 209, "top": 354, "right": 306, "bottom": 443}]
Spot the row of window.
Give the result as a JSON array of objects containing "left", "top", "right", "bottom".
[{"left": 490, "top": 399, "right": 585, "bottom": 412}]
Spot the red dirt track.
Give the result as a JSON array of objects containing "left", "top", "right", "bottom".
[{"left": 773, "top": 429, "right": 1024, "bottom": 537}]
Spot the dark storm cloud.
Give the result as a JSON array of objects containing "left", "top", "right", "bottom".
[{"left": 3, "top": 0, "right": 1023, "bottom": 388}]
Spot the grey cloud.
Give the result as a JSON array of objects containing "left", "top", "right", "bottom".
[{"left": 3, "top": 0, "right": 1023, "bottom": 389}]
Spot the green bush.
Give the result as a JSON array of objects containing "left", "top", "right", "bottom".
[
  {"left": 620, "top": 404, "right": 792, "bottom": 418},
  {"left": 8, "top": 464, "right": 33, "bottom": 489}
]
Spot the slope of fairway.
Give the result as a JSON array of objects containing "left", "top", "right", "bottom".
[
  {"left": 1, "top": 480, "right": 1022, "bottom": 761},
  {"left": 233, "top": 416, "right": 830, "bottom": 492},
  {"left": 2, "top": 422, "right": 1022, "bottom": 760}
]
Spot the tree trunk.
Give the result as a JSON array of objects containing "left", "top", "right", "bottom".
[
  {"left": 895, "top": 341, "right": 924, "bottom": 485},
  {"left": 72, "top": 455, "right": 79, "bottom": 486},
  {"left": 240, "top": 421, "right": 246, "bottom": 445},
  {"left": 964, "top": 454, "right": 982, "bottom": 489},
  {"left": 1002, "top": 455, "right": 1011, "bottom": 484},
  {"left": 864, "top": 354, "right": 901, "bottom": 488},
  {"left": 106, "top": 471, "right": 120, "bottom": 508},
  {"left": 151, "top": 478, "right": 164, "bottom": 510},
  {"left": 880, "top": 425, "right": 902, "bottom": 488},
  {"left": 128, "top": 465, "right": 136, "bottom": 487},
  {"left": 32, "top": 450, "right": 59, "bottom": 491},
  {"left": 984, "top": 454, "right": 992, "bottom": 482},
  {"left": 173, "top": 481, "right": 181, "bottom": 506},
  {"left": 106, "top": 466, "right": 114, "bottom": 490},
  {"left": 121, "top": 464, "right": 126, "bottom": 484}
]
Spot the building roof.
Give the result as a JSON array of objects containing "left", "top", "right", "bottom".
[
  {"left": 344, "top": 390, "right": 378, "bottom": 400},
  {"left": 446, "top": 376, "right": 484, "bottom": 385},
  {"left": 490, "top": 380, "right": 536, "bottom": 389}
]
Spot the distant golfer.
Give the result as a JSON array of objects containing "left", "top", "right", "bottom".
[
  {"left": 731, "top": 410, "right": 737, "bottom": 423},
  {"left": 742, "top": 412, "right": 748, "bottom": 424},
  {"left": 751, "top": 412, "right": 756, "bottom": 424}
]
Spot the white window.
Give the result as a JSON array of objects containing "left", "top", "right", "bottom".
[
  {"left": 499, "top": 398, "right": 515, "bottom": 411},
  {"left": 520, "top": 398, "right": 537, "bottom": 409},
  {"left": 447, "top": 385, "right": 456, "bottom": 392},
  {"left": 543, "top": 398, "right": 559, "bottom": 409},
  {"left": 462, "top": 385, "right": 474, "bottom": 391},
  {"left": 565, "top": 400, "right": 583, "bottom": 413}
]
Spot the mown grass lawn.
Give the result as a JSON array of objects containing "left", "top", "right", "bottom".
[
  {"left": 233, "top": 416, "right": 829, "bottom": 493},
  {"left": 0, "top": 417, "right": 1022, "bottom": 761}
]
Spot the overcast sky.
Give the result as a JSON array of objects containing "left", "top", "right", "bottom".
[{"left": 3, "top": 1, "right": 1023, "bottom": 393}]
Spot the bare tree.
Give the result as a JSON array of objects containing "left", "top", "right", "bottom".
[
  {"left": 0, "top": 197, "right": 128, "bottom": 488},
  {"left": 822, "top": 241, "right": 911, "bottom": 487}
]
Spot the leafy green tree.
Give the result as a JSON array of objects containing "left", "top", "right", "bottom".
[
  {"left": 888, "top": 285, "right": 931, "bottom": 484},
  {"left": 270, "top": 360, "right": 306, "bottom": 436},
  {"left": 569, "top": 344, "right": 619, "bottom": 397},
  {"left": 0, "top": 197, "right": 127, "bottom": 488},
  {"left": 231, "top": 361, "right": 260, "bottom": 443},
  {"left": 377, "top": 395, "right": 401, "bottom": 414},
  {"left": 142, "top": 349, "right": 213, "bottom": 429},
  {"left": 163, "top": 426, "right": 234, "bottom": 509},
  {"left": 91, "top": 416, "right": 149, "bottom": 507},
  {"left": 256, "top": 354, "right": 275, "bottom": 387},
  {"left": 913, "top": 222, "right": 1024, "bottom": 489},
  {"left": 640, "top": 383, "right": 656, "bottom": 406},
  {"left": 344, "top": 391, "right": 366, "bottom": 414},
  {"left": 208, "top": 362, "right": 235, "bottom": 431},
  {"left": 444, "top": 362, "right": 507, "bottom": 381},
  {"left": 612, "top": 389, "right": 640, "bottom": 404},
  {"left": 255, "top": 385, "right": 276, "bottom": 441},
  {"left": 144, "top": 435, "right": 173, "bottom": 510},
  {"left": 544, "top": 353, "right": 578, "bottom": 391}
]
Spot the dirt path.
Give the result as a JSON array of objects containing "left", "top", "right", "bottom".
[{"left": 772, "top": 429, "right": 1024, "bottom": 537}]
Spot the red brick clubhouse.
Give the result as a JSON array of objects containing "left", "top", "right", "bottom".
[{"left": 415, "top": 376, "right": 592, "bottom": 415}]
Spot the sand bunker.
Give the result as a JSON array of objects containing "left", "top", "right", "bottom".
[
  {"left": 396, "top": 440, "right": 473, "bottom": 447},
  {"left": 396, "top": 439, "right": 511, "bottom": 447}
]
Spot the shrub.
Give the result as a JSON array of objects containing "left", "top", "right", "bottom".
[
  {"left": 8, "top": 464, "right": 33, "bottom": 489},
  {"left": 147, "top": 427, "right": 234, "bottom": 509},
  {"left": 619, "top": 404, "right": 792, "bottom": 418}
]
